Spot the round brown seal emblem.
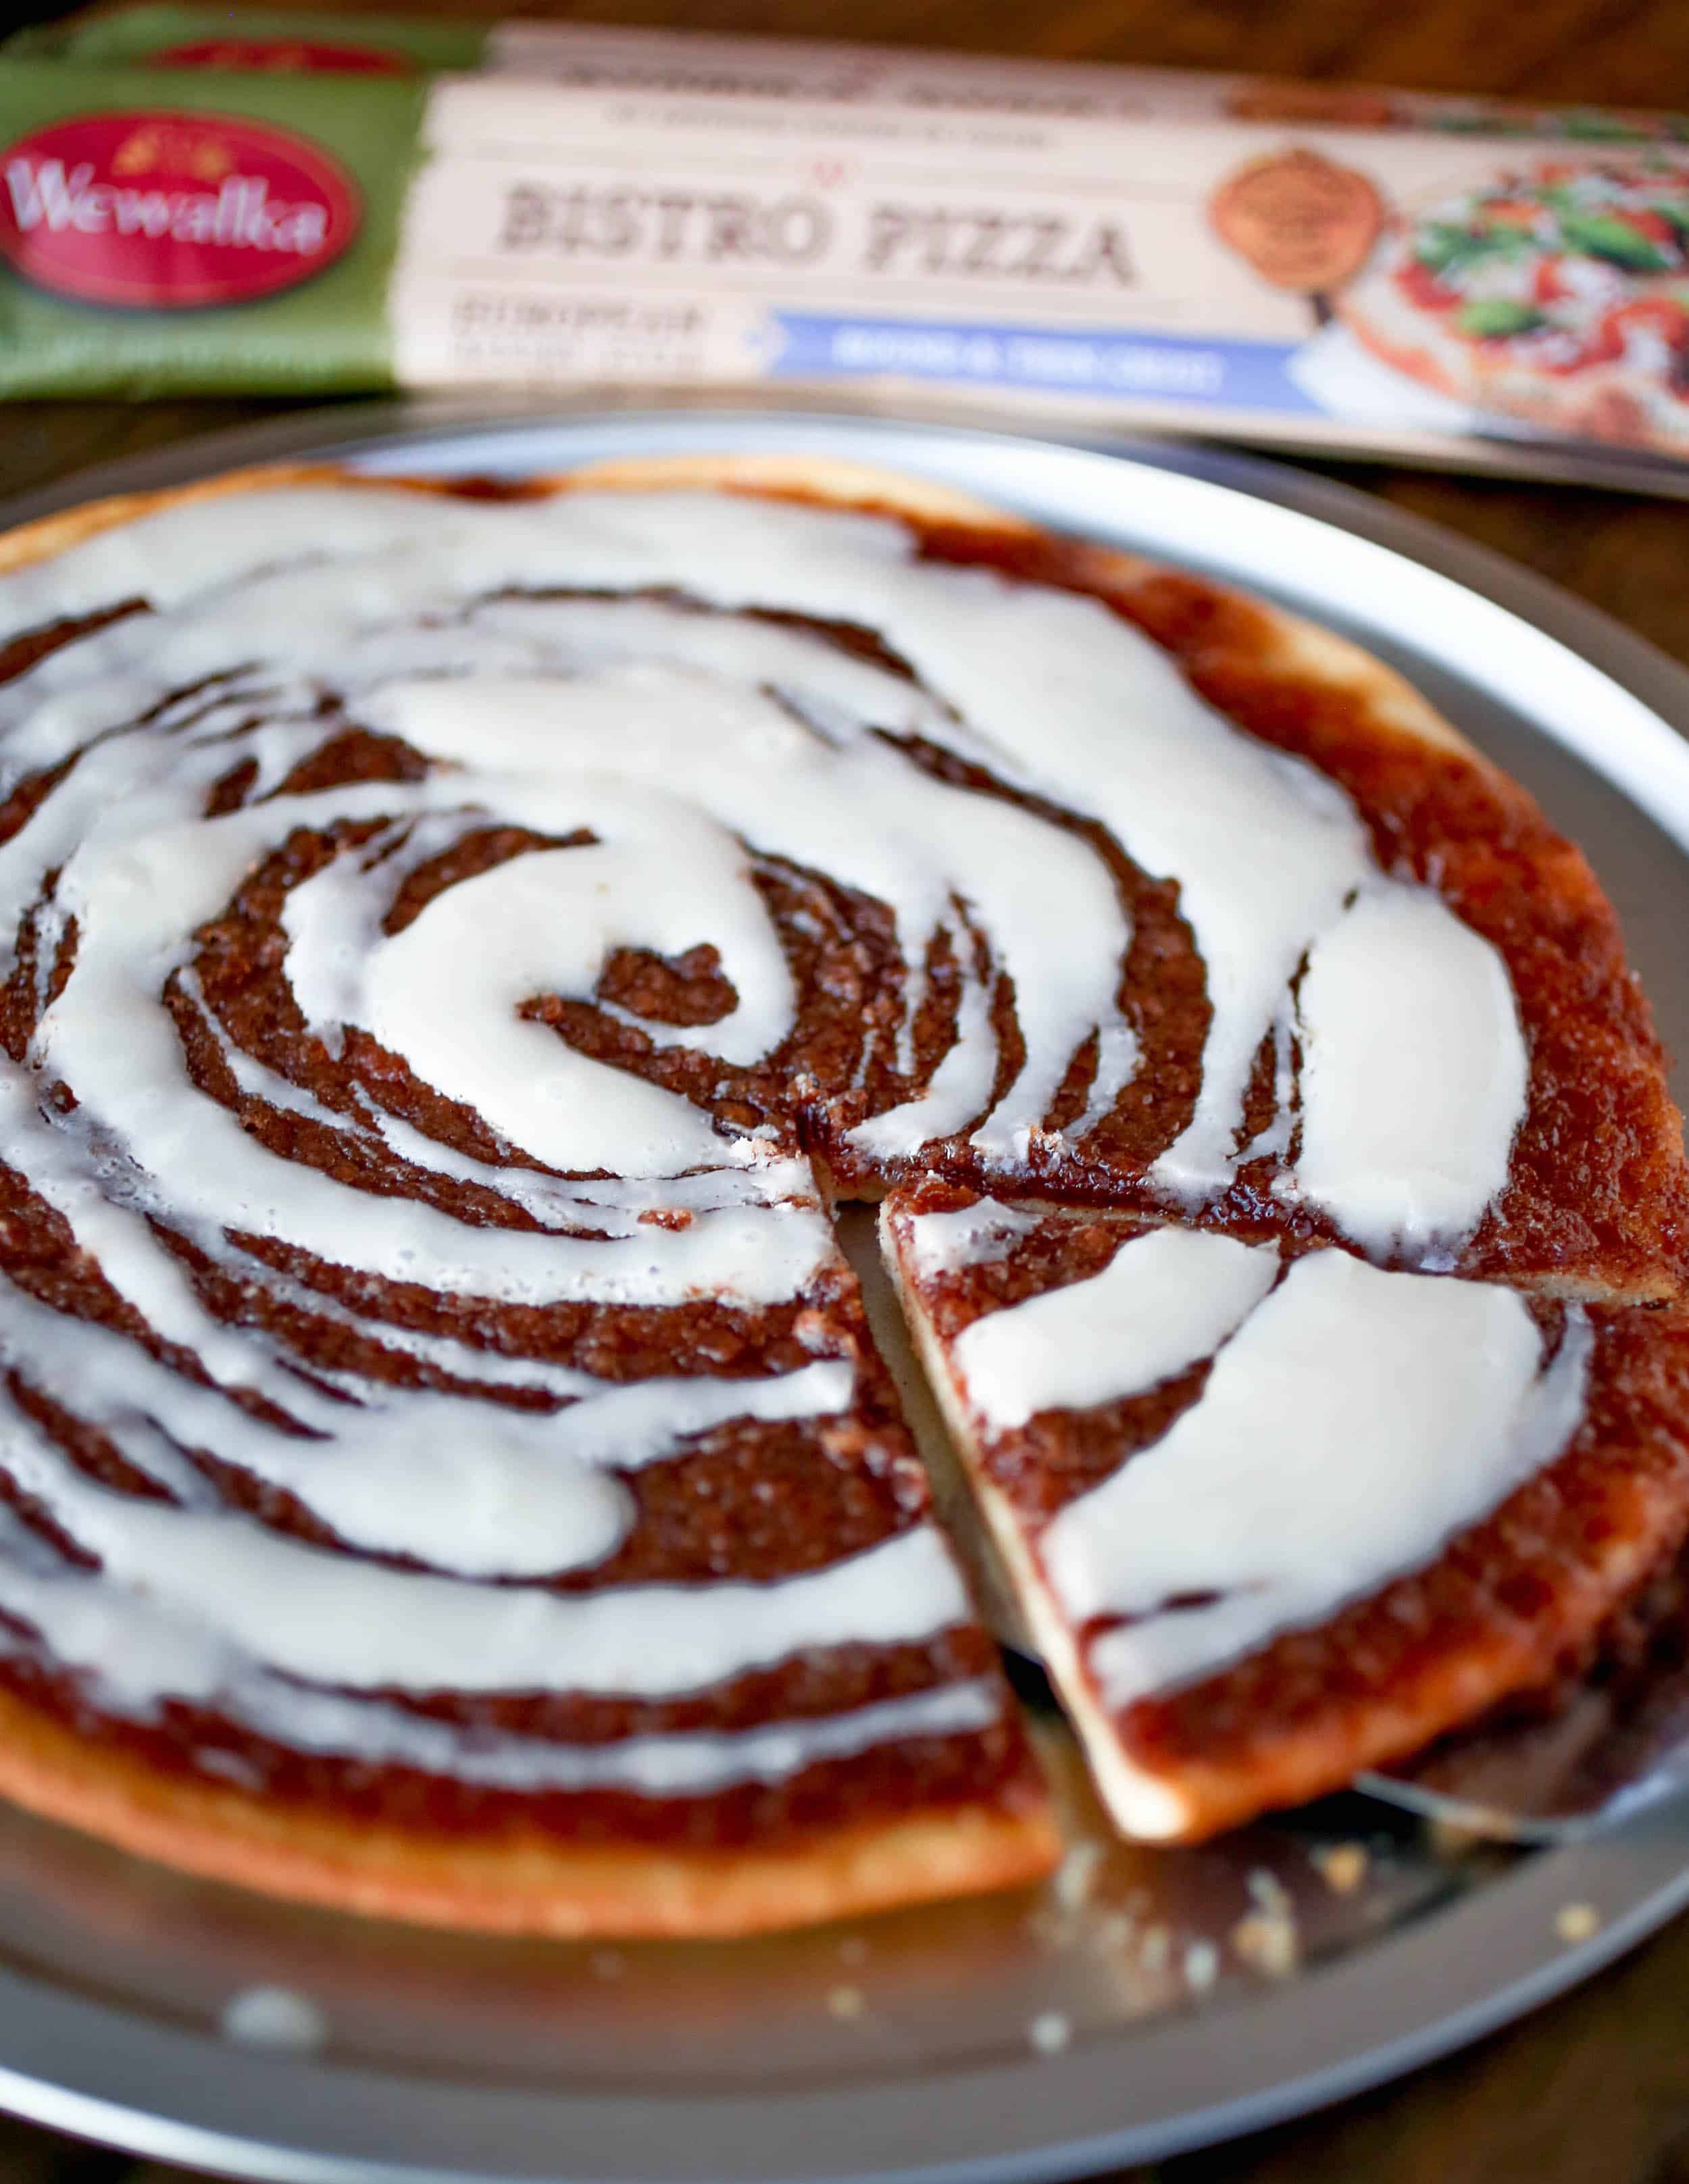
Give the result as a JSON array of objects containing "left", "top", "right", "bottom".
[{"left": 1209, "top": 147, "right": 1385, "bottom": 293}]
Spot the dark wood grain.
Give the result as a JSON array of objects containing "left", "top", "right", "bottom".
[{"left": 6, "top": 1, "right": 1689, "bottom": 2180}]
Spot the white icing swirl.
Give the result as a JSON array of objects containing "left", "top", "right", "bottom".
[
  {"left": 0, "top": 484, "right": 1528, "bottom": 1247},
  {"left": 919, "top": 1221, "right": 1592, "bottom": 1708},
  {"left": 0, "top": 479, "right": 1535, "bottom": 1806}
]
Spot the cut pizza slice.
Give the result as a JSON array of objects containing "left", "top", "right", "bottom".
[
  {"left": 0, "top": 1153, "right": 1059, "bottom": 1938},
  {"left": 883, "top": 1181, "right": 1689, "bottom": 1842}
]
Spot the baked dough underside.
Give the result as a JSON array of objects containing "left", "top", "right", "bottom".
[{"left": 0, "top": 456, "right": 1680, "bottom": 1930}]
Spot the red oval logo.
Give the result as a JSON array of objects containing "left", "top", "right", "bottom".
[
  {"left": 0, "top": 110, "right": 361, "bottom": 310},
  {"left": 153, "top": 39, "right": 411, "bottom": 76}
]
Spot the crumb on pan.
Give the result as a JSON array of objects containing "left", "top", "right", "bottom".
[
  {"left": 1028, "top": 2010, "right": 1072, "bottom": 2055},
  {"left": 1555, "top": 1902, "right": 1602, "bottom": 1945},
  {"left": 1311, "top": 1842, "right": 1370, "bottom": 1896},
  {"left": 1232, "top": 1877, "right": 1302, "bottom": 1979},
  {"left": 1429, "top": 1815, "right": 1488, "bottom": 1859},
  {"left": 1051, "top": 1839, "right": 1106, "bottom": 1912},
  {"left": 220, "top": 1984, "right": 327, "bottom": 2053}
]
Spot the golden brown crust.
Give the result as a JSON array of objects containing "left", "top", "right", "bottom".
[
  {"left": 0, "top": 455, "right": 1030, "bottom": 584},
  {"left": 0, "top": 462, "right": 358, "bottom": 579},
  {"left": 0, "top": 1683, "right": 1057, "bottom": 1937},
  {"left": 565, "top": 450, "right": 1026, "bottom": 528}
]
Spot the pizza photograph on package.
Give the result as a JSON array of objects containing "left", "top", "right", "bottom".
[{"left": 1340, "top": 153, "right": 1689, "bottom": 450}]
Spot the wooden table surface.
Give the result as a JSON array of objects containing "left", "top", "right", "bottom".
[{"left": 5, "top": 0, "right": 1689, "bottom": 2179}]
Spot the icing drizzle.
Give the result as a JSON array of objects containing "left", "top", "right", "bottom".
[
  {"left": 909, "top": 1211, "right": 1592, "bottom": 1710},
  {"left": 0, "top": 479, "right": 1540, "bottom": 1821},
  {"left": 0, "top": 484, "right": 1529, "bottom": 1241}
]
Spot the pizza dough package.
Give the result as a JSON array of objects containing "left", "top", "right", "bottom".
[{"left": 8, "top": 6, "right": 1689, "bottom": 488}]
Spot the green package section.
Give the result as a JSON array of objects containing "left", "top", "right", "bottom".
[
  {"left": 0, "top": 59, "right": 429, "bottom": 397},
  {"left": 4, "top": 6, "right": 489, "bottom": 72}
]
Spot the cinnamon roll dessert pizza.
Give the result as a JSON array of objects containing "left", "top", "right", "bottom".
[{"left": 0, "top": 451, "right": 1682, "bottom": 1935}]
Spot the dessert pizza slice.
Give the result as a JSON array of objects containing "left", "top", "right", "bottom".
[
  {"left": 0, "top": 1147, "right": 1057, "bottom": 1937},
  {"left": 884, "top": 1182, "right": 1689, "bottom": 1842}
]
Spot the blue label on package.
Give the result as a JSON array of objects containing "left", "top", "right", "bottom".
[{"left": 769, "top": 313, "right": 1324, "bottom": 413}]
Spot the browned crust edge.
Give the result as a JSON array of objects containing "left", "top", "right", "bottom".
[
  {"left": 0, "top": 1683, "right": 1057, "bottom": 1937},
  {"left": 1121, "top": 1478, "right": 1680, "bottom": 1843}
]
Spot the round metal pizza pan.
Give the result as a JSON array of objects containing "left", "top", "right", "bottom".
[{"left": 2, "top": 398, "right": 1689, "bottom": 2184}]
